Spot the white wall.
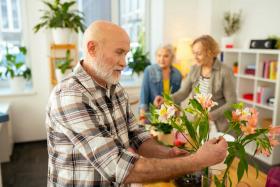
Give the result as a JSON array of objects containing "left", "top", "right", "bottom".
[
  {"left": 151, "top": 0, "right": 280, "bottom": 50},
  {"left": 0, "top": 0, "right": 50, "bottom": 142},
  {"left": 221, "top": 0, "right": 280, "bottom": 48}
]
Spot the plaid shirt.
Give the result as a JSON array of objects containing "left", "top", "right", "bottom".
[{"left": 46, "top": 62, "right": 151, "bottom": 187}]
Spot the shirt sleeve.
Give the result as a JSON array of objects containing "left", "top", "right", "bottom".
[
  {"left": 125, "top": 90, "right": 152, "bottom": 150},
  {"left": 49, "top": 92, "right": 141, "bottom": 184}
]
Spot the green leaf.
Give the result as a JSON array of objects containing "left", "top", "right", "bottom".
[
  {"left": 198, "top": 119, "right": 209, "bottom": 143},
  {"left": 19, "top": 47, "right": 27, "bottom": 55},
  {"left": 181, "top": 112, "right": 197, "bottom": 145},
  {"left": 189, "top": 98, "right": 203, "bottom": 112},
  {"left": 214, "top": 175, "right": 222, "bottom": 187},
  {"left": 224, "top": 110, "right": 232, "bottom": 121},
  {"left": 194, "top": 86, "right": 200, "bottom": 94},
  {"left": 237, "top": 159, "right": 246, "bottom": 182}
]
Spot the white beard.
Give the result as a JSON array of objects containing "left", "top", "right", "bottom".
[{"left": 91, "top": 59, "right": 120, "bottom": 85}]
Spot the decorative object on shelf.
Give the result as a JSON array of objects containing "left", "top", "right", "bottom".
[
  {"left": 243, "top": 93, "right": 254, "bottom": 101},
  {"left": 221, "top": 10, "right": 242, "bottom": 48},
  {"left": 127, "top": 31, "right": 150, "bottom": 80},
  {"left": 0, "top": 46, "right": 32, "bottom": 92},
  {"left": 33, "top": 0, "right": 85, "bottom": 44},
  {"left": 249, "top": 39, "right": 277, "bottom": 49},
  {"left": 233, "top": 61, "right": 238, "bottom": 74},
  {"left": 267, "top": 35, "right": 280, "bottom": 49},
  {"left": 49, "top": 44, "right": 77, "bottom": 86},
  {"left": 149, "top": 89, "right": 280, "bottom": 187},
  {"left": 244, "top": 64, "right": 256, "bottom": 75},
  {"left": 55, "top": 49, "right": 73, "bottom": 82}
]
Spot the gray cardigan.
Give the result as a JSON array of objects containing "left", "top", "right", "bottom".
[{"left": 172, "top": 59, "right": 237, "bottom": 131}]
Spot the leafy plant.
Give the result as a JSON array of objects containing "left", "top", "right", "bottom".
[
  {"left": 128, "top": 31, "right": 150, "bottom": 75},
  {"left": 223, "top": 10, "right": 242, "bottom": 36},
  {"left": 33, "top": 0, "right": 85, "bottom": 33},
  {"left": 233, "top": 61, "right": 238, "bottom": 67},
  {"left": 150, "top": 89, "right": 280, "bottom": 187},
  {"left": 0, "top": 46, "right": 32, "bottom": 80},
  {"left": 55, "top": 49, "right": 72, "bottom": 74}
]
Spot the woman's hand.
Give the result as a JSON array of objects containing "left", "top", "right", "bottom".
[{"left": 153, "top": 95, "right": 164, "bottom": 107}]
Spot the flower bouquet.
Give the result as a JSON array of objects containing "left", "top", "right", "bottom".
[{"left": 149, "top": 88, "right": 280, "bottom": 187}]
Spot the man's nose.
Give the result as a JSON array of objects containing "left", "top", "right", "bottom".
[{"left": 119, "top": 56, "right": 126, "bottom": 67}]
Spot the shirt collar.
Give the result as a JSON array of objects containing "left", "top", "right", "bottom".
[{"left": 73, "top": 60, "right": 118, "bottom": 96}]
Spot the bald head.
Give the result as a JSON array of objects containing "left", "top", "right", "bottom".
[{"left": 83, "top": 21, "right": 130, "bottom": 56}]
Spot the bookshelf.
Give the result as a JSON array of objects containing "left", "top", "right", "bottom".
[{"left": 221, "top": 48, "right": 280, "bottom": 165}]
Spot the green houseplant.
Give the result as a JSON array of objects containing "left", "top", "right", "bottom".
[
  {"left": 55, "top": 49, "right": 73, "bottom": 81},
  {"left": 222, "top": 10, "right": 242, "bottom": 48},
  {"left": 0, "top": 46, "right": 32, "bottom": 92},
  {"left": 128, "top": 31, "right": 150, "bottom": 76},
  {"left": 33, "top": 0, "right": 85, "bottom": 44}
]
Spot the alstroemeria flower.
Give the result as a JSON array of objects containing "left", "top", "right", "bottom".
[
  {"left": 194, "top": 93, "right": 218, "bottom": 111},
  {"left": 240, "top": 124, "right": 256, "bottom": 135},
  {"left": 167, "top": 105, "right": 176, "bottom": 119},
  {"left": 238, "top": 107, "right": 258, "bottom": 135},
  {"left": 268, "top": 126, "right": 280, "bottom": 136},
  {"left": 256, "top": 147, "right": 270, "bottom": 157},
  {"left": 269, "top": 135, "right": 280, "bottom": 147},
  {"left": 157, "top": 104, "right": 168, "bottom": 123},
  {"left": 268, "top": 125, "right": 280, "bottom": 147}
]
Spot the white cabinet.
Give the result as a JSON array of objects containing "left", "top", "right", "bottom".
[
  {"left": 221, "top": 48, "right": 280, "bottom": 165},
  {"left": 0, "top": 103, "right": 13, "bottom": 163}
]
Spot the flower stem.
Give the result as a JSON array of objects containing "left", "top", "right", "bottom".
[{"left": 181, "top": 132, "right": 198, "bottom": 150}]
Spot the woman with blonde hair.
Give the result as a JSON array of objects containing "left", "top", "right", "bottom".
[
  {"left": 154, "top": 35, "right": 237, "bottom": 132},
  {"left": 139, "top": 44, "right": 182, "bottom": 123}
]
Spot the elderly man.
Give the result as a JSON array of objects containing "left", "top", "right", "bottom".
[{"left": 46, "top": 21, "right": 227, "bottom": 187}]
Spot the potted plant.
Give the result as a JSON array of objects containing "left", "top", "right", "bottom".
[
  {"left": 233, "top": 61, "right": 238, "bottom": 74},
  {"left": 222, "top": 10, "right": 242, "bottom": 48},
  {"left": 0, "top": 46, "right": 32, "bottom": 92},
  {"left": 127, "top": 31, "right": 150, "bottom": 82},
  {"left": 55, "top": 49, "right": 73, "bottom": 82},
  {"left": 33, "top": 0, "right": 85, "bottom": 44}
]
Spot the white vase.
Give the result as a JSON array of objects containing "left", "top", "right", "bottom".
[
  {"left": 9, "top": 77, "right": 26, "bottom": 92},
  {"left": 55, "top": 69, "right": 72, "bottom": 82},
  {"left": 52, "top": 28, "right": 73, "bottom": 44},
  {"left": 221, "top": 36, "right": 234, "bottom": 49}
]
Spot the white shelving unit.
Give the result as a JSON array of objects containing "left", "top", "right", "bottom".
[{"left": 221, "top": 48, "right": 280, "bottom": 165}]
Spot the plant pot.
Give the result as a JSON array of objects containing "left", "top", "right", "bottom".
[
  {"left": 55, "top": 69, "right": 72, "bottom": 82},
  {"left": 132, "top": 72, "right": 144, "bottom": 85},
  {"left": 233, "top": 66, "right": 238, "bottom": 74},
  {"left": 9, "top": 77, "right": 26, "bottom": 92},
  {"left": 221, "top": 36, "right": 234, "bottom": 49},
  {"left": 52, "top": 28, "right": 73, "bottom": 44}
]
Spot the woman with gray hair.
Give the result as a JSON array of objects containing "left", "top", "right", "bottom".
[{"left": 139, "top": 44, "right": 182, "bottom": 123}]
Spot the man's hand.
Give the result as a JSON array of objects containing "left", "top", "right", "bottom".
[
  {"left": 153, "top": 96, "right": 164, "bottom": 107},
  {"left": 194, "top": 137, "right": 228, "bottom": 169},
  {"left": 168, "top": 147, "right": 189, "bottom": 158}
]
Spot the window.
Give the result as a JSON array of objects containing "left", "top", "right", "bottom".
[
  {"left": 0, "top": 0, "right": 21, "bottom": 32},
  {"left": 0, "top": 0, "right": 23, "bottom": 81},
  {"left": 119, "top": 0, "right": 148, "bottom": 79},
  {"left": 119, "top": 0, "right": 146, "bottom": 46}
]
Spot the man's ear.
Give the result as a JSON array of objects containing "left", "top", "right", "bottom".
[{"left": 87, "top": 41, "right": 98, "bottom": 57}]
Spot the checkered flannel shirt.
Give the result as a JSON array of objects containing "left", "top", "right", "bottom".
[{"left": 46, "top": 62, "right": 151, "bottom": 187}]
